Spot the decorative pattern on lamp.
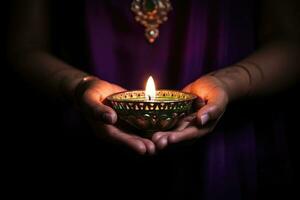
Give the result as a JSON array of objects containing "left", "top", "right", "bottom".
[{"left": 107, "top": 90, "right": 197, "bottom": 134}]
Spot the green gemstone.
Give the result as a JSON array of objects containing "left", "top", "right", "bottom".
[{"left": 144, "top": 0, "right": 156, "bottom": 12}]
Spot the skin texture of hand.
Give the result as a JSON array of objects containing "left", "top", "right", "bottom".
[
  {"left": 152, "top": 75, "right": 229, "bottom": 150},
  {"left": 75, "top": 77, "right": 156, "bottom": 155}
]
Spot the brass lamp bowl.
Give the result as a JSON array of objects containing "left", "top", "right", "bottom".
[{"left": 106, "top": 90, "right": 197, "bottom": 134}]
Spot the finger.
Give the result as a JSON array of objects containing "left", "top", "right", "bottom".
[
  {"left": 105, "top": 125, "right": 147, "bottom": 155},
  {"left": 173, "top": 114, "right": 196, "bottom": 131},
  {"left": 155, "top": 134, "right": 169, "bottom": 150},
  {"left": 152, "top": 115, "right": 197, "bottom": 149},
  {"left": 111, "top": 84, "right": 127, "bottom": 93},
  {"left": 193, "top": 97, "right": 205, "bottom": 110},
  {"left": 182, "top": 84, "right": 192, "bottom": 92},
  {"left": 196, "top": 103, "right": 225, "bottom": 126},
  {"left": 183, "top": 85, "right": 205, "bottom": 109},
  {"left": 196, "top": 86, "right": 228, "bottom": 125},
  {"left": 152, "top": 132, "right": 169, "bottom": 150},
  {"left": 82, "top": 90, "right": 117, "bottom": 124},
  {"left": 152, "top": 131, "right": 167, "bottom": 143},
  {"left": 174, "top": 120, "right": 191, "bottom": 132},
  {"left": 140, "top": 138, "right": 156, "bottom": 155},
  {"left": 167, "top": 126, "right": 205, "bottom": 144},
  {"left": 102, "top": 85, "right": 127, "bottom": 106}
]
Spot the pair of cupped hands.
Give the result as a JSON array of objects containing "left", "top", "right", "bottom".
[{"left": 75, "top": 75, "right": 229, "bottom": 155}]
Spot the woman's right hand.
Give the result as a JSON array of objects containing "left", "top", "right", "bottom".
[{"left": 72, "top": 76, "right": 156, "bottom": 155}]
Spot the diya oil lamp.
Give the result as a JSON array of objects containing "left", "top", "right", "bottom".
[{"left": 107, "top": 76, "right": 197, "bottom": 134}]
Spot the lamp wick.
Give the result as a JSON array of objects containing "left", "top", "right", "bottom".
[{"left": 148, "top": 95, "right": 151, "bottom": 101}]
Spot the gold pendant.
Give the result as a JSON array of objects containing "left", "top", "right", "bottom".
[{"left": 131, "top": 0, "right": 172, "bottom": 43}]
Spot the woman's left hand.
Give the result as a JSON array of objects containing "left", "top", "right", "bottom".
[{"left": 152, "top": 75, "right": 230, "bottom": 150}]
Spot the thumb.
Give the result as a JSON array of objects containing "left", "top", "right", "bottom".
[
  {"left": 82, "top": 91, "right": 117, "bottom": 124},
  {"left": 93, "top": 103, "right": 117, "bottom": 124},
  {"left": 196, "top": 102, "right": 226, "bottom": 126}
]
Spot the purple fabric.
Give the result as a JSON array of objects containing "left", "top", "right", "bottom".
[
  {"left": 85, "top": 0, "right": 255, "bottom": 90},
  {"left": 82, "top": 0, "right": 290, "bottom": 199}
]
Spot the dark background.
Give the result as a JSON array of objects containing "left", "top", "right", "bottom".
[{"left": 3, "top": 1, "right": 299, "bottom": 198}]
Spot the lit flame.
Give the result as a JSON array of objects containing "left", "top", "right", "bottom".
[{"left": 145, "top": 76, "right": 156, "bottom": 100}]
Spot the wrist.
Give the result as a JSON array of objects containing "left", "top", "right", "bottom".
[
  {"left": 58, "top": 70, "right": 98, "bottom": 105},
  {"left": 72, "top": 75, "right": 99, "bottom": 107},
  {"left": 209, "top": 65, "right": 251, "bottom": 101}
]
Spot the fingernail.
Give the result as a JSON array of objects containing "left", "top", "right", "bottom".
[
  {"left": 102, "top": 113, "right": 113, "bottom": 124},
  {"left": 200, "top": 113, "right": 209, "bottom": 126}
]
